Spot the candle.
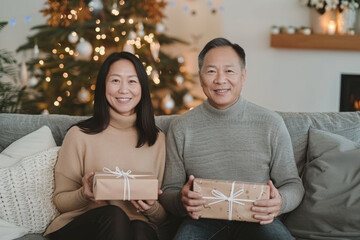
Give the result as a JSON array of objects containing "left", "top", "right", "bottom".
[{"left": 328, "top": 21, "right": 336, "bottom": 35}]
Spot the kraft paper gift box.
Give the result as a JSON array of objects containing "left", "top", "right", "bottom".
[
  {"left": 193, "top": 178, "right": 270, "bottom": 222},
  {"left": 93, "top": 167, "right": 158, "bottom": 200}
]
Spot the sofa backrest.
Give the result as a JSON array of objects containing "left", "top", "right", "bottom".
[
  {"left": 278, "top": 112, "right": 360, "bottom": 175},
  {"left": 0, "top": 113, "right": 176, "bottom": 151},
  {"left": 1, "top": 112, "right": 359, "bottom": 175}
]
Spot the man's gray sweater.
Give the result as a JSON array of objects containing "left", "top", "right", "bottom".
[{"left": 160, "top": 96, "right": 304, "bottom": 217}]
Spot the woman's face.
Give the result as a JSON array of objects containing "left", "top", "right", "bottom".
[{"left": 105, "top": 59, "right": 142, "bottom": 116}]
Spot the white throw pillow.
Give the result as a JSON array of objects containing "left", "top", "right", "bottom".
[
  {"left": 0, "top": 126, "right": 57, "bottom": 168},
  {"left": 0, "top": 147, "right": 60, "bottom": 234}
]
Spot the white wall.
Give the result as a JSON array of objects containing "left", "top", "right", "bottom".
[
  {"left": 0, "top": 0, "right": 44, "bottom": 58},
  {"left": 1, "top": 0, "right": 359, "bottom": 112},
  {"left": 223, "top": 0, "right": 360, "bottom": 112}
]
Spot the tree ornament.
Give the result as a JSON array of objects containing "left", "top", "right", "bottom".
[
  {"left": 138, "top": 29, "right": 145, "bottom": 37},
  {"left": 33, "top": 44, "right": 39, "bottom": 58},
  {"left": 183, "top": 93, "right": 194, "bottom": 106},
  {"left": 128, "top": 31, "right": 137, "bottom": 40},
  {"left": 41, "top": 109, "right": 49, "bottom": 115},
  {"left": 123, "top": 42, "right": 135, "bottom": 54},
  {"left": 88, "top": 0, "right": 104, "bottom": 15},
  {"left": 77, "top": 87, "right": 91, "bottom": 103},
  {"left": 175, "top": 74, "right": 184, "bottom": 85},
  {"left": 151, "top": 70, "right": 160, "bottom": 84},
  {"left": 28, "top": 76, "right": 39, "bottom": 87},
  {"left": 138, "top": 22, "right": 144, "bottom": 30},
  {"left": 161, "top": 93, "right": 175, "bottom": 114},
  {"left": 150, "top": 41, "right": 160, "bottom": 61},
  {"left": 68, "top": 31, "right": 79, "bottom": 44},
  {"left": 20, "top": 61, "right": 28, "bottom": 85},
  {"left": 177, "top": 56, "right": 185, "bottom": 64},
  {"left": 76, "top": 38, "right": 93, "bottom": 60},
  {"left": 137, "top": 22, "right": 145, "bottom": 37},
  {"left": 156, "top": 22, "right": 165, "bottom": 33}
]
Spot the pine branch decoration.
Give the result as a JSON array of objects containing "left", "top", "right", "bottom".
[
  {"left": 139, "top": 0, "right": 167, "bottom": 23},
  {"left": 41, "top": 0, "right": 92, "bottom": 27}
]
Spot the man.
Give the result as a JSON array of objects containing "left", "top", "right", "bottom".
[{"left": 159, "top": 38, "right": 304, "bottom": 240}]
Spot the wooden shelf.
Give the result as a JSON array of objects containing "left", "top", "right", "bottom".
[{"left": 270, "top": 34, "right": 360, "bottom": 51}]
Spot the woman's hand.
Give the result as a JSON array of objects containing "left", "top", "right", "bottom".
[
  {"left": 131, "top": 189, "right": 162, "bottom": 213},
  {"left": 82, "top": 172, "right": 106, "bottom": 204}
]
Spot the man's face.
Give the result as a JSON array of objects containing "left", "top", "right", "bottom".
[{"left": 199, "top": 46, "right": 246, "bottom": 110}]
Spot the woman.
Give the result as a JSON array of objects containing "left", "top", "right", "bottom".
[{"left": 44, "top": 52, "right": 166, "bottom": 240}]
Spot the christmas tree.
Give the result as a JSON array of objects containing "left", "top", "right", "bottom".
[
  {"left": 17, "top": 0, "right": 195, "bottom": 115},
  {"left": 0, "top": 21, "right": 27, "bottom": 113}
]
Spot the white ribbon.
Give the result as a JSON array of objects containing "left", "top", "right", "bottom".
[
  {"left": 202, "top": 182, "right": 265, "bottom": 220},
  {"left": 95, "top": 167, "right": 152, "bottom": 201}
]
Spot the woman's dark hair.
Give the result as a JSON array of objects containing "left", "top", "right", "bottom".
[
  {"left": 76, "top": 51, "right": 159, "bottom": 147},
  {"left": 198, "top": 37, "right": 246, "bottom": 71}
]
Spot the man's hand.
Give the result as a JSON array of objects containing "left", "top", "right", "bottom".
[
  {"left": 252, "top": 180, "right": 282, "bottom": 225},
  {"left": 180, "top": 175, "right": 206, "bottom": 219}
]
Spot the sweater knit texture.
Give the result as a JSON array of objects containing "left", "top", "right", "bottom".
[
  {"left": 160, "top": 96, "right": 304, "bottom": 217},
  {"left": 44, "top": 108, "right": 166, "bottom": 236}
]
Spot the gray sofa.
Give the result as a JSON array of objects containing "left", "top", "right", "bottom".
[{"left": 0, "top": 111, "right": 359, "bottom": 240}]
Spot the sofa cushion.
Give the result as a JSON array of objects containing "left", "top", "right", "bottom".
[
  {"left": 284, "top": 128, "right": 360, "bottom": 239},
  {"left": 0, "top": 147, "right": 60, "bottom": 234},
  {"left": 0, "top": 126, "right": 56, "bottom": 168}
]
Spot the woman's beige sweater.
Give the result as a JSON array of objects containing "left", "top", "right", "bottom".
[{"left": 44, "top": 109, "right": 166, "bottom": 236}]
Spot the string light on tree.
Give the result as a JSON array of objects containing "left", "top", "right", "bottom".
[{"left": 111, "top": 2, "right": 120, "bottom": 16}]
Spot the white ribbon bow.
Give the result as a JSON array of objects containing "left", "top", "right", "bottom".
[
  {"left": 97, "top": 167, "right": 151, "bottom": 201},
  {"left": 202, "top": 182, "right": 265, "bottom": 220}
]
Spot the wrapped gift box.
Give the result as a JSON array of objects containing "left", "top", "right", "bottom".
[
  {"left": 193, "top": 178, "right": 270, "bottom": 222},
  {"left": 93, "top": 168, "right": 158, "bottom": 200}
]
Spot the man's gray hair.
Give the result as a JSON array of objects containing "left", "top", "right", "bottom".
[{"left": 198, "top": 38, "right": 246, "bottom": 71}]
